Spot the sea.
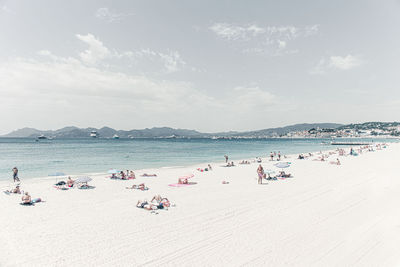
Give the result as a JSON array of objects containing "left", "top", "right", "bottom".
[{"left": 0, "top": 137, "right": 396, "bottom": 181}]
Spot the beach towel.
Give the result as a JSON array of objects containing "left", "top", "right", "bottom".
[
  {"left": 168, "top": 182, "right": 197, "bottom": 187},
  {"left": 32, "top": 198, "right": 41, "bottom": 203},
  {"left": 20, "top": 202, "right": 34, "bottom": 206}
]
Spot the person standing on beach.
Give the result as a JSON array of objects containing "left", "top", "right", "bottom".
[
  {"left": 278, "top": 151, "right": 281, "bottom": 161},
  {"left": 224, "top": 155, "right": 228, "bottom": 163},
  {"left": 270, "top": 152, "right": 274, "bottom": 161},
  {"left": 12, "top": 167, "right": 20, "bottom": 182},
  {"left": 257, "top": 164, "right": 264, "bottom": 184}
]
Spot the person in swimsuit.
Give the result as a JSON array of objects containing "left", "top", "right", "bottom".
[
  {"left": 67, "top": 177, "right": 75, "bottom": 187},
  {"left": 12, "top": 167, "right": 20, "bottom": 182},
  {"left": 257, "top": 164, "right": 264, "bottom": 184},
  {"left": 141, "top": 173, "right": 157, "bottom": 177},
  {"left": 21, "top": 192, "right": 32, "bottom": 204},
  {"left": 6, "top": 185, "right": 21, "bottom": 194}
]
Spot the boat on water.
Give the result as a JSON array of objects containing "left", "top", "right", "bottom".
[
  {"left": 112, "top": 134, "right": 120, "bottom": 139},
  {"left": 90, "top": 131, "right": 98, "bottom": 138},
  {"left": 331, "top": 141, "right": 370, "bottom": 146},
  {"left": 37, "top": 134, "right": 47, "bottom": 140}
]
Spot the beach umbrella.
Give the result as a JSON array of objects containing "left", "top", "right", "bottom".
[
  {"left": 75, "top": 176, "right": 92, "bottom": 184},
  {"left": 274, "top": 162, "right": 291, "bottom": 169},
  {"left": 48, "top": 172, "right": 66, "bottom": 176},
  {"left": 107, "top": 169, "right": 119, "bottom": 174}
]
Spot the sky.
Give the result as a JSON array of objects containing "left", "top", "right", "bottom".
[{"left": 1, "top": 0, "right": 400, "bottom": 134}]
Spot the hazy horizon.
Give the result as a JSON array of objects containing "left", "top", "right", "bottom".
[{"left": 1, "top": 0, "right": 400, "bottom": 135}]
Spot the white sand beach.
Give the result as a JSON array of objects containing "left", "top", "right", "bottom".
[{"left": 1, "top": 143, "right": 400, "bottom": 266}]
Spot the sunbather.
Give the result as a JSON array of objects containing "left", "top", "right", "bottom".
[
  {"left": 330, "top": 158, "right": 341, "bottom": 165},
  {"left": 136, "top": 200, "right": 155, "bottom": 210},
  {"left": 21, "top": 192, "right": 32, "bottom": 205},
  {"left": 141, "top": 173, "right": 157, "bottom": 177},
  {"left": 178, "top": 177, "right": 188, "bottom": 184},
  {"left": 278, "top": 171, "right": 291, "bottom": 178},
  {"left": 5, "top": 185, "right": 21, "bottom": 194},
  {"left": 151, "top": 195, "right": 171, "bottom": 209},
  {"left": 126, "top": 183, "right": 148, "bottom": 190}
]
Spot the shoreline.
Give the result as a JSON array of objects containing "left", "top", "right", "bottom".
[
  {"left": 0, "top": 140, "right": 394, "bottom": 185},
  {"left": 1, "top": 142, "right": 398, "bottom": 266}
]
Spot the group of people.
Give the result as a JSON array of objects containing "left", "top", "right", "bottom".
[
  {"left": 54, "top": 177, "right": 75, "bottom": 189},
  {"left": 6, "top": 168, "right": 42, "bottom": 205},
  {"left": 111, "top": 170, "right": 136, "bottom": 180},
  {"left": 256, "top": 164, "right": 292, "bottom": 184},
  {"left": 269, "top": 151, "right": 282, "bottom": 161},
  {"left": 136, "top": 194, "right": 171, "bottom": 213}
]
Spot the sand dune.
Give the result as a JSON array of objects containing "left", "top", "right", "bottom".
[{"left": 1, "top": 143, "right": 399, "bottom": 266}]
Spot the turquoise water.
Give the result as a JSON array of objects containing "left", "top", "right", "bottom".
[{"left": 0, "top": 137, "right": 394, "bottom": 180}]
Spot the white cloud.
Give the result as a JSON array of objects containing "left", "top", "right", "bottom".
[
  {"left": 0, "top": 5, "right": 13, "bottom": 14},
  {"left": 69, "top": 34, "right": 187, "bottom": 72},
  {"left": 209, "top": 23, "right": 266, "bottom": 41},
  {"left": 121, "top": 49, "right": 186, "bottom": 73},
  {"left": 0, "top": 34, "right": 283, "bottom": 132},
  {"left": 231, "top": 86, "right": 276, "bottom": 107},
  {"left": 210, "top": 23, "right": 319, "bottom": 55},
  {"left": 76, "top": 34, "right": 110, "bottom": 65},
  {"left": 310, "top": 54, "right": 363, "bottom": 74},
  {"left": 95, "top": 7, "right": 131, "bottom": 23},
  {"left": 329, "top": 55, "right": 363, "bottom": 70}
]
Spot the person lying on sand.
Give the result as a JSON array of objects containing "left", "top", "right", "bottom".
[
  {"left": 5, "top": 185, "right": 21, "bottom": 194},
  {"left": 150, "top": 195, "right": 171, "bottom": 208},
  {"left": 141, "top": 173, "right": 157, "bottom": 177},
  {"left": 136, "top": 198, "right": 170, "bottom": 210},
  {"left": 126, "top": 183, "right": 148, "bottom": 190},
  {"left": 78, "top": 183, "right": 93, "bottom": 189},
  {"left": 178, "top": 178, "right": 188, "bottom": 184},
  {"left": 21, "top": 192, "right": 32, "bottom": 204},
  {"left": 136, "top": 200, "right": 155, "bottom": 210},
  {"left": 330, "top": 158, "right": 341, "bottom": 165},
  {"left": 278, "top": 171, "right": 291, "bottom": 178},
  {"left": 313, "top": 157, "right": 325, "bottom": 162},
  {"left": 222, "top": 180, "right": 229, "bottom": 184}
]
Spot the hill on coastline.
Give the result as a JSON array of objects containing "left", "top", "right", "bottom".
[{"left": 2, "top": 123, "right": 343, "bottom": 138}]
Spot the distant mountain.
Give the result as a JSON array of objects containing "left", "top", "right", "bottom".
[
  {"left": 2, "top": 123, "right": 343, "bottom": 138},
  {"left": 3, "top": 127, "right": 43, "bottom": 138},
  {"left": 337, "top": 121, "right": 400, "bottom": 130},
  {"left": 2, "top": 126, "right": 205, "bottom": 138},
  {"left": 234, "top": 123, "right": 343, "bottom": 137}
]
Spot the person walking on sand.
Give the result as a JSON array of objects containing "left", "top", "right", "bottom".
[
  {"left": 224, "top": 155, "right": 228, "bottom": 163},
  {"left": 12, "top": 167, "right": 20, "bottom": 182}
]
